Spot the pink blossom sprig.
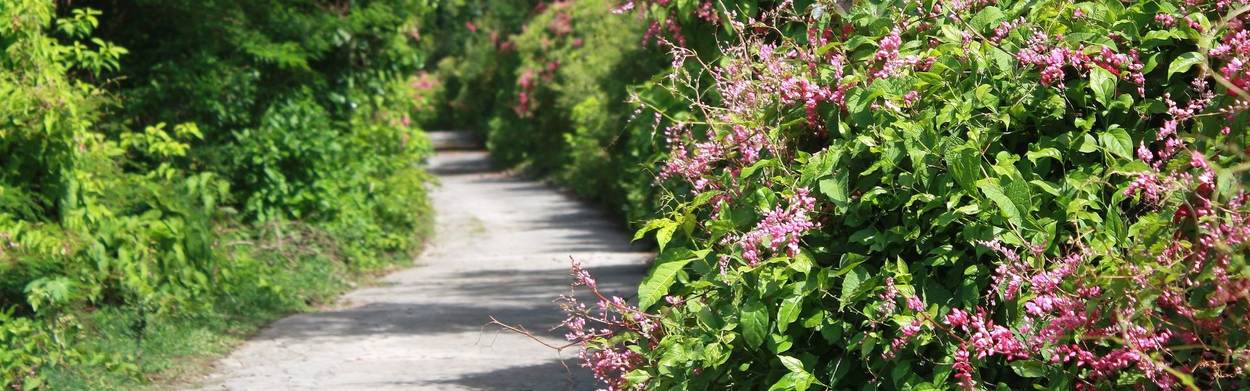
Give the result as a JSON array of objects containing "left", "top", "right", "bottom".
[
  {"left": 722, "top": 188, "right": 819, "bottom": 265},
  {"left": 559, "top": 259, "right": 662, "bottom": 391}
]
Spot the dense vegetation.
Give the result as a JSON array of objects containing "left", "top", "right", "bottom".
[
  {"left": 1, "top": 0, "right": 435, "bottom": 388},
  {"left": 8, "top": 0, "right": 1250, "bottom": 388},
  {"left": 428, "top": 0, "right": 673, "bottom": 221},
  {"left": 430, "top": 0, "right": 1250, "bottom": 389}
]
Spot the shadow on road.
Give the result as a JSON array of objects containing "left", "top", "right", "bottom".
[{"left": 251, "top": 263, "right": 646, "bottom": 341}]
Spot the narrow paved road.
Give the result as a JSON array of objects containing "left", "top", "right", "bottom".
[{"left": 191, "top": 131, "right": 651, "bottom": 390}]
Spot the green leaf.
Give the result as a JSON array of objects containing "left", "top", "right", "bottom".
[
  {"left": 776, "top": 356, "right": 816, "bottom": 391},
  {"left": 945, "top": 146, "right": 981, "bottom": 193},
  {"left": 1089, "top": 66, "right": 1116, "bottom": 105},
  {"left": 1004, "top": 179, "right": 1032, "bottom": 222},
  {"left": 740, "top": 159, "right": 772, "bottom": 180},
  {"left": 1010, "top": 360, "right": 1047, "bottom": 378},
  {"left": 656, "top": 219, "right": 678, "bottom": 252},
  {"left": 1142, "top": 29, "right": 1178, "bottom": 46},
  {"left": 633, "top": 218, "right": 669, "bottom": 241},
  {"left": 790, "top": 249, "right": 814, "bottom": 275},
  {"left": 978, "top": 179, "right": 1023, "bottom": 227},
  {"left": 638, "top": 248, "right": 707, "bottom": 309},
  {"left": 1168, "top": 52, "right": 1204, "bottom": 79},
  {"left": 1026, "top": 147, "right": 1062, "bottom": 163},
  {"left": 623, "top": 370, "right": 652, "bottom": 387},
  {"left": 969, "top": 6, "right": 1005, "bottom": 30},
  {"left": 741, "top": 298, "right": 768, "bottom": 349},
  {"left": 839, "top": 266, "right": 868, "bottom": 306},
  {"left": 818, "top": 173, "right": 849, "bottom": 209},
  {"left": 768, "top": 373, "right": 795, "bottom": 391},
  {"left": 1078, "top": 133, "right": 1100, "bottom": 153},
  {"left": 779, "top": 355, "right": 806, "bottom": 374},
  {"left": 1099, "top": 126, "right": 1133, "bottom": 159},
  {"left": 974, "top": 84, "right": 998, "bottom": 107},
  {"left": 777, "top": 294, "right": 803, "bottom": 332}
]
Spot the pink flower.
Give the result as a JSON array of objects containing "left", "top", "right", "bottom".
[
  {"left": 946, "top": 308, "right": 971, "bottom": 329},
  {"left": 907, "top": 295, "right": 925, "bottom": 312},
  {"left": 1156, "top": 13, "right": 1175, "bottom": 27},
  {"left": 902, "top": 90, "right": 920, "bottom": 106},
  {"left": 953, "top": 345, "right": 975, "bottom": 390},
  {"left": 1136, "top": 141, "right": 1154, "bottom": 163},
  {"left": 878, "top": 277, "right": 899, "bottom": 316},
  {"left": 723, "top": 188, "right": 819, "bottom": 265}
]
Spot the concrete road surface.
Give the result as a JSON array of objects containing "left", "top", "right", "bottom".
[{"left": 190, "top": 132, "right": 651, "bottom": 390}]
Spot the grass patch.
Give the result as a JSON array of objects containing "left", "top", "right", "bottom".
[{"left": 39, "top": 222, "right": 424, "bottom": 390}]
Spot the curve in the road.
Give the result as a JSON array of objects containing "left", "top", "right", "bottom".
[{"left": 191, "top": 132, "right": 651, "bottom": 390}]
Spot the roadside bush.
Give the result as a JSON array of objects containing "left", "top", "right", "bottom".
[
  {"left": 430, "top": 0, "right": 672, "bottom": 221},
  {"left": 556, "top": 0, "right": 1250, "bottom": 390},
  {"left": 0, "top": 0, "right": 436, "bottom": 387},
  {"left": 425, "top": 0, "right": 538, "bottom": 132}
]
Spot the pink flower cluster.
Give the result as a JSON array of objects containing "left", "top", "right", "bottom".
[
  {"left": 1128, "top": 79, "right": 1214, "bottom": 206},
  {"left": 878, "top": 278, "right": 930, "bottom": 360},
  {"left": 559, "top": 260, "right": 660, "bottom": 391},
  {"left": 1014, "top": 31, "right": 1085, "bottom": 87},
  {"left": 694, "top": 1, "right": 719, "bottom": 24},
  {"left": 1013, "top": 30, "right": 1145, "bottom": 94},
  {"left": 990, "top": 17, "right": 1024, "bottom": 42},
  {"left": 947, "top": 224, "right": 1250, "bottom": 389},
  {"left": 514, "top": 70, "right": 537, "bottom": 116},
  {"left": 722, "top": 188, "right": 818, "bottom": 265},
  {"left": 657, "top": 121, "right": 770, "bottom": 192},
  {"left": 869, "top": 27, "right": 927, "bottom": 80}
]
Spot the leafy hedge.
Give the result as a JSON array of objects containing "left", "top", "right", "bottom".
[
  {"left": 0, "top": 0, "right": 435, "bottom": 387},
  {"left": 427, "top": 0, "right": 674, "bottom": 222},
  {"left": 556, "top": 0, "right": 1250, "bottom": 389}
]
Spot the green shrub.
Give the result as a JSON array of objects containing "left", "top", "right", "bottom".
[
  {"left": 558, "top": 0, "right": 1250, "bottom": 389},
  {"left": 430, "top": 0, "right": 670, "bottom": 222},
  {"left": 0, "top": 0, "right": 437, "bottom": 387}
]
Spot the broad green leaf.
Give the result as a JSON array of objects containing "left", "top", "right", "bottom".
[
  {"left": 1004, "top": 179, "right": 1032, "bottom": 223},
  {"left": 839, "top": 266, "right": 868, "bottom": 306},
  {"left": 1026, "top": 148, "right": 1062, "bottom": 163},
  {"left": 776, "top": 356, "right": 816, "bottom": 391},
  {"left": 740, "top": 159, "right": 772, "bottom": 180},
  {"left": 860, "top": 334, "right": 877, "bottom": 357},
  {"left": 969, "top": 6, "right": 1004, "bottom": 30},
  {"left": 818, "top": 173, "right": 849, "bottom": 209},
  {"left": 1030, "top": 179, "right": 1061, "bottom": 196},
  {"left": 1099, "top": 126, "right": 1133, "bottom": 159},
  {"left": 777, "top": 295, "right": 803, "bottom": 332},
  {"left": 741, "top": 298, "right": 768, "bottom": 349},
  {"left": 770, "top": 332, "right": 794, "bottom": 354},
  {"left": 978, "top": 179, "right": 1023, "bottom": 227},
  {"left": 1078, "top": 133, "right": 1099, "bottom": 153},
  {"left": 656, "top": 219, "right": 678, "bottom": 252},
  {"left": 945, "top": 146, "right": 981, "bottom": 193},
  {"left": 1010, "top": 360, "right": 1046, "bottom": 378},
  {"left": 1168, "top": 52, "right": 1203, "bottom": 79},
  {"left": 790, "top": 249, "right": 814, "bottom": 275},
  {"left": 633, "top": 218, "right": 669, "bottom": 241},
  {"left": 767, "top": 373, "right": 795, "bottom": 391},
  {"left": 1142, "top": 29, "right": 1177, "bottom": 46},
  {"left": 779, "top": 355, "right": 806, "bottom": 374},
  {"left": 800, "top": 148, "right": 841, "bottom": 184},
  {"left": 1105, "top": 206, "right": 1126, "bottom": 244},
  {"left": 1089, "top": 66, "right": 1116, "bottom": 105},
  {"left": 974, "top": 84, "right": 998, "bottom": 107},
  {"left": 638, "top": 248, "right": 707, "bottom": 309},
  {"left": 623, "top": 370, "right": 652, "bottom": 387}
]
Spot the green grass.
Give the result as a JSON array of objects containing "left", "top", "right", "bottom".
[{"left": 39, "top": 227, "right": 421, "bottom": 390}]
